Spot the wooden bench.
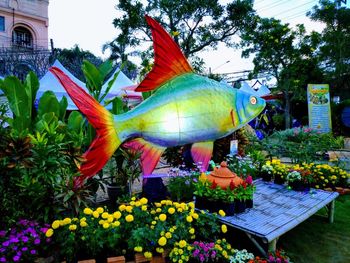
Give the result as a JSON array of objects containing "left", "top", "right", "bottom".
[{"left": 219, "top": 179, "right": 339, "bottom": 256}]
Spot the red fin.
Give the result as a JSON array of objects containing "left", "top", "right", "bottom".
[
  {"left": 123, "top": 138, "right": 165, "bottom": 176},
  {"left": 191, "top": 141, "right": 214, "bottom": 172},
  {"left": 135, "top": 15, "right": 193, "bottom": 92},
  {"left": 50, "top": 67, "right": 121, "bottom": 188}
]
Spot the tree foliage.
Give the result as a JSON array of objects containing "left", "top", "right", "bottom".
[
  {"left": 240, "top": 17, "right": 322, "bottom": 128},
  {"left": 307, "top": 0, "right": 350, "bottom": 97},
  {"left": 106, "top": 0, "right": 255, "bottom": 74}
]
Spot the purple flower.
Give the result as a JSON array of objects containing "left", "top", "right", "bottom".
[
  {"left": 0, "top": 248, "right": 5, "bottom": 253},
  {"left": 34, "top": 239, "right": 40, "bottom": 245},
  {"left": 21, "top": 247, "right": 28, "bottom": 251},
  {"left": 193, "top": 178, "right": 198, "bottom": 183},
  {"left": 30, "top": 249, "right": 37, "bottom": 255},
  {"left": 0, "top": 257, "right": 5, "bottom": 262},
  {"left": 13, "top": 255, "right": 20, "bottom": 262},
  {"left": 193, "top": 249, "right": 200, "bottom": 256},
  {"left": 2, "top": 241, "right": 9, "bottom": 247},
  {"left": 276, "top": 258, "right": 281, "bottom": 263},
  {"left": 269, "top": 255, "right": 275, "bottom": 262},
  {"left": 12, "top": 246, "right": 18, "bottom": 251},
  {"left": 10, "top": 237, "right": 19, "bottom": 243},
  {"left": 0, "top": 231, "right": 6, "bottom": 237},
  {"left": 40, "top": 228, "right": 48, "bottom": 234},
  {"left": 21, "top": 236, "right": 29, "bottom": 243},
  {"left": 211, "top": 251, "right": 217, "bottom": 258},
  {"left": 199, "top": 255, "right": 205, "bottom": 262}
]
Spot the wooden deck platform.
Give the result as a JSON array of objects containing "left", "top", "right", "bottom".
[{"left": 219, "top": 179, "right": 339, "bottom": 255}]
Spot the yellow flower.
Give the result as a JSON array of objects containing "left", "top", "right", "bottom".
[
  {"left": 152, "top": 221, "right": 157, "bottom": 225},
  {"left": 119, "top": 204, "right": 126, "bottom": 211},
  {"left": 96, "top": 207, "right": 104, "bottom": 214},
  {"left": 45, "top": 228, "right": 54, "bottom": 237},
  {"left": 142, "top": 205, "right": 148, "bottom": 211},
  {"left": 221, "top": 224, "right": 227, "bottom": 233},
  {"left": 92, "top": 211, "right": 99, "bottom": 218},
  {"left": 140, "top": 197, "right": 148, "bottom": 205},
  {"left": 189, "top": 228, "right": 195, "bottom": 234},
  {"left": 107, "top": 216, "right": 114, "bottom": 223},
  {"left": 156, "top": 208, "right": 162, "bottom": 213},
  {"left": 144, "top": 252, "right": 152, "bottom": 259},
  {"left": 169, "top": 227, "right": 175, "bottom": 233},
  {"left": 69, "top": 224, "right": 77, "bottom": 231},
  {"left": 83, "top": 208, "right": 93, "bottom": 215},
  {"left": 192, "top": 213, "right": 199, "bottom": 219},
  {"left": 199, "top": 172, "right": 207, "bottom": 183},
  {"left": 99, "top": 220, "right": 105, "bottom": 225},
  {"left": 62, "top": 218, "right": 71, "bottom": 225},
  {"left": 102, "top": 212, "right": 109, "bottom": 219},
  {"left": 166, "top": 200, "right": 173, "bottom": 206},
  {"left": 112, "top": 221, "right": 120, "bottom": 227},
  {"left": 135, "top": 201, "right": 141, "bottom": 207},
  {"left": 80, "top": 221, "right": 88, "bottom": 227},
  {"left": 156, "top": 247, "right": 164, "bottom": 253},
  {"left": 158, "top": 236, "right": 167, "bottom": 246},
  {"left": 165, "top": 232, "right": 172, "bottom": 239},
  {"left": 126, "top": 206, "right": 133, "bottom": 213},
  {"left": 113, "top": 211, "right": 122, "bottom": 219},
  {"left": 159, "top": 214, "right": 167, "bottom": 221},
  {"left": 103, "top": 222, "right": 110, "bottom": 229},
  {"left": 179, "top": 240, "right": 187, "bottom": 248},
  {"left": 188, "top": 202, "right": 195, "bottom": 209},
  {"left": 52, "top": 220, "right": 60, "bottom": 229},
  {"left": 155, "top": 202, "right": 162, "bottom": 207},
  {"left": 168, "top": 207, "right": 175, "bottom": 214},
  {"left": 134, "top": 246, "right": 143, "bottom": 252},
  {"left": 186, "top": 216, "right": 193, "bottom": 223},
  {"left": 125, "top": 214, "right": 134, "bottom": 222}
]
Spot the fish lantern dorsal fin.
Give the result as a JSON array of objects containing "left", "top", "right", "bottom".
[{"left": 135, "top": 15, "right": 193, "bottom": 92}]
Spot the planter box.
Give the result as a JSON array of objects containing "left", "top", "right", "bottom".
[
  {"left": 134, "top": 253, "right": 166, "bottom": 263},
  {"left": 195, "top": 196, "right": 235, "bottom": 216}
]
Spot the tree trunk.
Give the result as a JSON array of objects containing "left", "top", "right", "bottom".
[{"left": 284, "top": 91, "right": 291, "bottom": 129}]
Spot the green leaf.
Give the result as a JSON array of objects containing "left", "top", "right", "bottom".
[
  {"left": 68, "top": 111, "right": 84, "bottom": 133},
  {"left": 82, "top": 60, "right": 103, "bottom": 96},
  {"left": 38, "top": 91, "right": 60, "bottom": 119},
  {"left": 59, "top": 96, "right": 68, "bottom": 120}
]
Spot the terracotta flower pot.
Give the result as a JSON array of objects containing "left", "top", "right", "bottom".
[{"left": 207, "top": 161, "right": 243, "bottom": 189}]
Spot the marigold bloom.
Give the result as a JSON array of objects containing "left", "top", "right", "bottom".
[
  {"left": 125, "top": 214, "right": 134, "bottom": 222},
  {"left": 192, "top": 213, "right": 199, "bottom": 219},
  {"left": 179, "top": 240, "right": 187, "bottom": 248},
  {"left": 189, "top": 228, "right": 195, "bottom": 234},
  {"left": 134, "top": 246, "right": 143, "bottom": 252},
  {"left": 113, "top": 211, "right": 122, "bottom": 219},
  {"left": 186, "top": 216, "right": 193, "bottom": 223},
  {"left": 158, "top": 236, "right": 167, "bottom": 246},
  {"left": 52, "top": 220, "right": 60, "bottom": 229},
  {"left": 165, "top": 232, "right": 172, "bottom": 239},
  {"left": 103, "top": 223, "right": 110, "bottom": 229},
  {"left": 80, "top": 221, "right": 88, "bottom": 227},
  {"left": 168, "top": 207, "right": 175, "bottom": 214},
  {"left": 144, "top": 252, "right": 152, "bottom": 259},
  {"left": 142, "top": 205, "right": 148, "bottom": 211},
  {"left": 126, "top": 206, "right": 133, "bottom": 213},
  {"left": 156, "top": 247, "right": 164, "bottom": 253},
  {"left": 140, "top": 197, "right": 148, "bottom": 205},
  {"left": 218, "top": 210, "right": 226, "bottom": 217},
  {"left": 96, "top": 207, "right": 104, "bottom": 214},
  {"left": 45, "top": 228, "right": 54, "bottom": 238},
  {"left": 83, "top": 208, "right": 93, "bottom": 215},
  {"left": 63, "top": 218, "right": 71, "bottom": 225},
  {"left": 102, "top": 212, "right": 109, "bottom": 219},
  {"left": 159, "top": 214, "right": 167, "bottom": 221},
  {"left": 119, "top": 204, "right": 126, "bottom": 211},
  {"left": 92, "top": 211, "right": 99, "bottom": 218},
  {"left": 69, "top": 224, "right": 77, "bottom": 231},
  {"left": 221, "top": 224, "right": 227, "bottom": 233}
]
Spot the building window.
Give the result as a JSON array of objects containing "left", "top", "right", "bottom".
[
  {"left": 12, "top": 26, "right": 33, "bottom": 48},
  {"left": 0, "top": 16, "right": 4, "bottom": 32}
]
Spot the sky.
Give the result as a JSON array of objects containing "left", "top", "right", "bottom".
[{"left": 48, "top": 0, "right": 348, "bottom": 80}]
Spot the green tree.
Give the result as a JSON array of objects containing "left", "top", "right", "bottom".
[
  {"left": 240, "top": 18, "right": 322, "bottom": 128},
  {"left": 106, "top": 0, "right": 255, "bottom": 73},
  {"left": 51, "top": 45, "right": 103, "bottom": 81},
  {"left": 307, "top": 0, "right": 350, "bottom": 98}
]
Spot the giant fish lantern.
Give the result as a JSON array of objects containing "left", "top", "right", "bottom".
[{"left": 50, "top": 16, "right": 266, "bottom": 188}]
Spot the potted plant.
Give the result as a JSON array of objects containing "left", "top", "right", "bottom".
[
  {"left": 105, "top": 148, "right": 141, "bottom": 203},
  {"left": 286, "top": 169, "right": 313, "bottom": 192},
  {"left": 260, "top": 162, "right": 274, "bottom": 182}
]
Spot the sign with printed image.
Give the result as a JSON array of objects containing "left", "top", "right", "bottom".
[{"left": 307, "top": 84, "right": 332, "bottom": 133}]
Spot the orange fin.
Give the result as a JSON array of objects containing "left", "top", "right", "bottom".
[
  {"left": 135, "top": 15, "right": 193, "bottom": 92},
  {"left": 50, "top": 67, "right": 121, "bottom": 188},
  {"left": 123, "top": 138, "right": 165, "bottom": 176},
  {"left": 191, "top": 141, "right": 214, "bottom": 172}
]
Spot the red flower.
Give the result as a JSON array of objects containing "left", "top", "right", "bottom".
[
  {"left": 229, "top": 180, "right": 236, "bottom": 190},
  {"left": 246, "top": 175, "right": 253, "bottom": 185},
  {"left": 210, "top": 180, "right": 218, "bottom": 189}
]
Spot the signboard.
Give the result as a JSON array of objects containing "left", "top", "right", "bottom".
[{"left": 307, "top": 84, "right": 332, "bottom": 133}]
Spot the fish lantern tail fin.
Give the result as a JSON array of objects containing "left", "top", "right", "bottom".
[{"left": 50, "top": 67, "right": 121, "bottom": 188}]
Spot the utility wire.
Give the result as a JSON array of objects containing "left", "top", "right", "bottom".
[{"left": 271, "top": 0, "right": 316, "bottom": 18}]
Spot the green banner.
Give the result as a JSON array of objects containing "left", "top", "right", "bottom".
[{"left": 307, "top": 84, "right": 332, "bottom": 133}]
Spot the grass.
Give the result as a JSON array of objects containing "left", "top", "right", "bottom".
[{"left": 278, "top": 194, "right": 350, "bottom": 263}]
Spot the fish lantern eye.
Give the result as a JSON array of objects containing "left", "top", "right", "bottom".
[{"left": 250, "top": 96, "right": 257, "bottom": 105}]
